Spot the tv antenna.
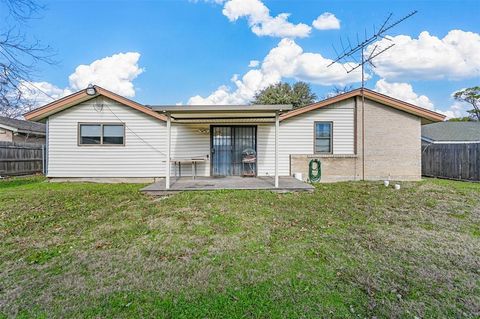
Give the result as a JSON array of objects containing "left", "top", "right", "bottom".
[
  {"left": 327, "top": 11, "right": 417, "bottom": 181},
  {"left": 327, "top": 10, "right": 417, "bottom": 89}
]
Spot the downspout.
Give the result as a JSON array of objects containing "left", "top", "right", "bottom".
[
  {"left": 353, "top": 96, "right": 358, "bottom": 180},
  {"left": 361, "top": 89, "right": 365, "bottom": 181},
  {"left": 361, "top": 46, "right": 366, "bottom": 181},
  {"left": 274, "top": 111, "right": 279, "bottom": 188},
  {"left": 45, "top": 118, "right": 49, "bottom": 176},
  {"left": 166, "top": 112, "right": 171, "bottom": 189}
]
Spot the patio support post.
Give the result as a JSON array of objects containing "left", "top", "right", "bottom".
[
  {"left": 166, "top": 112, "right": 171, "bottom": 190},
  {"left": 275, "top": 111, "right": 279, "bottom": 188}
]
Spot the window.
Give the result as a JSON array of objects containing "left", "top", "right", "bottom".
[
  {"left": 103, "top": 125, "right": 124, "bottom": 144},
  {"left": 314, "top": 122, "right": 332, "bottom": 153},
  {"left": 79, "top": 123, "right": 124, "bottom": 145}
]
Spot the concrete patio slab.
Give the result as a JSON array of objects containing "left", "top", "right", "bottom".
[{"left": 141, "top": 176, "right": 314, "bottom": 195}]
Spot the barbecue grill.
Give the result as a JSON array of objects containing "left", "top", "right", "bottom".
[{"left": 241, "top": 148, "right": 256, "bottom": 177}]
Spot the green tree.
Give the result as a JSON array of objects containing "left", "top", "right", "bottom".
[
  {"left": 253, "top": 82, "right": 317, "bottom": 109},
  {"left": 448, "top": 116, "right": 474, "bottom": 122},
  {"left": 453, "top": 86, "right": 480, "bottom": 121}
]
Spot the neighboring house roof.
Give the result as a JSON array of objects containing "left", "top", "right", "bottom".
[
  {"left": 24, "top": 85, "right": 167, "bottom": 122},
  {"left": 280, "top": 88, "right": 446, "bottom": 123},
  {"left": 422, "top": 122, "right": 480, "bottom": 143},
  {"left": 0, "top": 116, "right": 46, "bottom": 135}
]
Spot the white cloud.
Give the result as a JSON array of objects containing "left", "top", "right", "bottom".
[
  {"left": 22, "top": 52, "right": 144, "bottom": 108},
  {"left": 222, "top": 0, "right": 311, "bottom": 38},
  {"left": 69, "top": 52, "right": 143, "bottom": 97},
  {"left": 248, "top": 60, "right": 260, "bottom": 68},
  {"left": 367, "top": 30, "right": 480, "bottom": 81},
  {"left": 312, "top": 12, "right": 340, "bottom": 30},
  {"left": 20, "top": 81, "right": 72, "bottom": 107},
  {"left": 374, "top": 79, "right": 434, "bottom": 109},
  {"left": 437, "top": 102, "right": 466, "bottom": 119},
  {"left": 188, "top": 38, "right": 362, "bottom": 104},
  {"left": 374, "top": 79, "right": 467, "bottom": 119}
]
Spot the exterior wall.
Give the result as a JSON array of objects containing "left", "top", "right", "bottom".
[
  {"left": 0, "top": 129, "right": 13, "bottom": 142},
  {"left": 47, "top": 97, "right": 166, "bottom": 178},
  {"left": 280, "top": 98, "right": 355, "bottom": 176},
  {"left": 289, "top": 96, "right": 422, "bottom": 182},
  {"left": 12, "top": 134, "right": 45, "bottom": 144},
  {"left": 171, "top": 123, "right": 277, "bottom": 177},
  {"left": 170, "top": 124, "right": 210, "bottom": 176},
  {"left": 0, "top": 128, "right": 45, "bottom": 144},
  {"left": 361, "top": 98, "right": 421, "bottom": 181},
  {"left": 44, "top": 94, "right": 421, "bottom": 182},
  {"left": 290, "top": 155, "right": 358, "bottom": 182},
  {"left": 257, "top": 124, "right": 276, "bottom": 176}
]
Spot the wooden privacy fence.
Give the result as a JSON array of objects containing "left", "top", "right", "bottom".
[
  {"left": 0, "top": 141, "right": 45, "bottom": 177},
  {"left": 422, "top": 143, "right": 480, "bottom": 182}
]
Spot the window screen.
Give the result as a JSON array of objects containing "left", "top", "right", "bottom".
[{"left": 314, "top": 122, "right": 332, "bottom": 153}]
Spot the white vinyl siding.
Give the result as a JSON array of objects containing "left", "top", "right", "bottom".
[
  {"left": 170, "top": 124, "right": 211, "bottom": 176},
  {"left": 46, "top": 97, "right": 354, "bottom": 179},
  {"left": 47, "top": 97, "right": 166, "bottom": 178},
  {"left": 257, "top": 124, "right": 276, "bottom": 176},
  {"left": 277, "top": 98, "right": 355, "bottom": 175},
  {"left": 171, "top": 124, "right": 276, "bottom": 177}
]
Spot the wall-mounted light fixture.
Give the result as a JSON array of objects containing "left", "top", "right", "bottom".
[{"left": 86, "top": 84, "right": 96, "bottom": 96}]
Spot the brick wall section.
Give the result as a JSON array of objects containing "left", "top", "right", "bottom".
[
  {"left": 290, "top": 96, "right": 422, "bottom": 182},
  {"left": 361, "top": 98, "right": 421, "bottom": 181},
  {"left": 290, "top": 155, "right": 359, "bottom": 182}
]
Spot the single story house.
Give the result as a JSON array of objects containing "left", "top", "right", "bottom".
[
  {"left": 0, "top": 116, "right": 46, "bottom": 144},
  {"left": 24, "top": 85, "right": 445, "bottom": 188},
  {"left": 421, "top": 121, "right": 480, "bottom": 181}
]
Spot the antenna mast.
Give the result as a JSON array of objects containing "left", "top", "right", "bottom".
[
  {"left": 327, "top": 11, "right": 417, "bottom": 180},
  {"left": 328, "top": 10, "right": 417, "bottom": 89}
]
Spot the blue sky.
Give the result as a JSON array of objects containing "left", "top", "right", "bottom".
[{"left": 14, "top": 0, "right": 480, "bottom": 117}]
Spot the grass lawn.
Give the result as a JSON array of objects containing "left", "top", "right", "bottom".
[{"left": 0, "top": 177, "right": 479, "bottom": 318}]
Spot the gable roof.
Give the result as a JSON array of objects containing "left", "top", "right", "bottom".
[
  {"left": 422, "top": 122, "right": 480, "bottom": 142},
  {"left": 0, "top": 116, "right": 46, "bottom": 135},
  {"left": 280, "top": 88, "right": 446, "bottom": 123},
  {"left": 24, "top": 86, "right": 167, "bottom": 122}
]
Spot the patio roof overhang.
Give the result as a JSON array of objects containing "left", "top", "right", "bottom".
[
  {"left": 155, "top": 105, "right": 288, "bottom": 190},
  {"left": 149, "top": 105, "right": 292, "bottom": 123}
]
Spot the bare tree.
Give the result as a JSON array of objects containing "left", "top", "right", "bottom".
[
  {"left": 323, "top": 85, "right": 353, "bottom": 99},
  {"left": 0, "top": 0, "right": 55, "bottom": 118}
]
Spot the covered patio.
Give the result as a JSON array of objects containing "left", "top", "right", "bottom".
[
  {"left": 149, "top": 104, "right": 293, "bottom": 190},
  {"left": 141, "top": 176, "right": 314, "bottom": 195}
]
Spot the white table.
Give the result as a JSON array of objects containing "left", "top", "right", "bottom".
[{"left": 171, "top": 157, "right": 207, "bottom": 180}]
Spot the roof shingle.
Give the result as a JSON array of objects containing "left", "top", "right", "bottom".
[
  {"left": 422, "top": 122, "right": 480, "bottom": 142},
  {"left": 0, "top": 116, "right": 46, "bottom": 135}
]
